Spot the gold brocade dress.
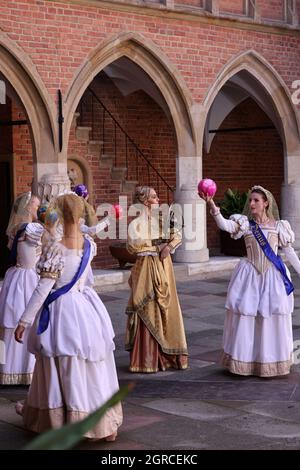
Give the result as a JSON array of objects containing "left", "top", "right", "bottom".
[{"left": 125, "top": 211, "right": 188, "bottom": 373}]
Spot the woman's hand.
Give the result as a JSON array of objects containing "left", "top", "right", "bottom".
[
  {"left": 198, "top": 191, "right": 213, "bottom": 203},
  {"left": 198, "top": 191, "right": 219, "bottom": 214},
  {"left": 160, "top": 244, "right": 171, "bottom": 261},
  {"left": 14, "top": 325, "right": 25, "bottom": 344}
]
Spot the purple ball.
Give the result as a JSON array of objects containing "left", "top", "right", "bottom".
[{"left": 74, "top": 184, "right": 89, "bottom": 199}]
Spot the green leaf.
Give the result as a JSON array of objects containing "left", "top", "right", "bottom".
[
  {"left": 219, "top": 188, "right": 249, "bottom": 217},
  {"left": 24, "top": 383, "right": 133, "bottom": 450}
]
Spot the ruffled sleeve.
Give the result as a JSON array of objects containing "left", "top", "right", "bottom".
[
  {"left": 24, "top": 222, "right": 44, "bottom": 246},
  {"left": 277, "top": 220, "right": 295, "bottom": 247},
  {"left": 37, "top": 241, "right": 64, "bottom": 279},
  {"left": 228, "top": 214, "right": 250, "bottom": 239}
]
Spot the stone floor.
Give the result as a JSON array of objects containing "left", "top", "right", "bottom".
[{"left": 1, "top": 271, "right": 300, "bottom": 450}]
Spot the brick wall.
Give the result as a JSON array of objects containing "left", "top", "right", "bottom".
[
  {"left": 261, "top": 0, "right": 285, "bottom": 21},
  {"left": 12, "top": 103, "right": 33, "bottom": 195},
  {"left": 0, "top": 1, "right": 299, "bottom": 106},
  {"left": 203, "top": 98, "right": 284, "bottom": 252},
  {"left": 219, "top": 0, "right": 245, "bottom": 15}
]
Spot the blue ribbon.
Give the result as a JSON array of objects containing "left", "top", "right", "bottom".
[
  {"left": 37, "top": 238, "right": 91, "bottom": 334},
  {"left": 249, "top": 220, "right": 294, "bottom": 296},
  {"left": 9, "top": 223, "right": 28, "bottom": 266}
]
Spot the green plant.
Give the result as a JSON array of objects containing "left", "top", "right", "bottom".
[
  {"left": 24, "top": 383, "right": 133, "bottom": 450},
  {"left": 219, "top": 188, "right": 249, "bottom": 218}
]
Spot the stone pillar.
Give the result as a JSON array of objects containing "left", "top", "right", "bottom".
[
  {"left": 32, "top": 162, "right": 70, "bottom": 203},
  {"left": 173, "top": 156, "right": 209, "bottom": 263},
  {"left": 281, "top": 182, "right": 300, "bottom": 249}
]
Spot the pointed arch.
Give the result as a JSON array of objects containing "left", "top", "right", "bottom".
[
  {"left": 64, "top": 32, "right": 196, "bottom": 157},
  {"left": 203, "top": 50, "right": 300, "bottom": 156},
  {"left": 0, "top": 31, "right": 57, "bottom": 163}
]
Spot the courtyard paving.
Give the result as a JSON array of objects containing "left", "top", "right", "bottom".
[{"left": 1, "top": 271, "right": 300, "bottom": 450}]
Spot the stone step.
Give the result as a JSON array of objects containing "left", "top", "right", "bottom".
[
  {"left": 122, "top": 180, "right": 138, "bottom": 193},
  {"left": 75, "top": 126, "right": 91, "bottom": 142},
  {"left": 92, "top": 257, "right": 238, "bottom": 293},
  {"left": 99, "top": 154, "right": 114, "bottom": 168},
  {"left": 111, "top": 167, "right": 127, "bottom": 180},
  {"left": 88, "top": 140, "right": 103, "bottom": 155}
]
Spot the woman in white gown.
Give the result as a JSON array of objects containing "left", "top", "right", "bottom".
[
  {"left": 15, "top": 193, "right": 122, "bottom": 440},
  {"left": 199, "top": 185, "right": 300, "bottom": 377},
  {"left": 0, "top": 192, "right": 42, "bottom": 385}
]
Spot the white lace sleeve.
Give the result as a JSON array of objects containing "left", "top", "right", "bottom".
[
  {"left": 282, "top": 246, "right": 300, "bottom": 276},
  {"left": 37, "top": 241, "right": 64, "bottom": 279},
  {"left": 24, "top": 222, "right": 44, "bottom": 246},
  {"left": 277, "top": 220, "right": 295, "bottom": 247},
  {"left": 18, "top": 277, "right": 56, "bottom": 327},
  {"left": 228, "top": 215, "right": 250, "bottom": 239},
  {"left": 212, "top": 212, "right": 249, "bottom": 240},
  {"left": 81, "top": 217, "right": 110, "bottom": 237}
]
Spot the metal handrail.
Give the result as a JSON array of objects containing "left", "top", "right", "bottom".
[{"left": 79, "top": 86, "right": 174, "bottom": 201}]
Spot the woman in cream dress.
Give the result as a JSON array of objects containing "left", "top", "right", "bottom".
[
  {"left": 15, "top": 194, "right": 122, "bottom": 441},
  {"left": 0, "top": 192, "right": 42, "bottom": 384},
  {"left": 199, "top": 185, "right": 300, "bottom": 377},
  {"left": 125, "top": 186, "right": 188, "bottom": 373}
]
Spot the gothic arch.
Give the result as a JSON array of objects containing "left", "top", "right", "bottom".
[
  {"left": 64, "top": 32, "right": 196, "bottom": 157},
  {"left": 202, "top": 49, "right": 300, "bottom": 158},
  {"left": 0, "top": 32, "right": 57, "bottom": 164}
]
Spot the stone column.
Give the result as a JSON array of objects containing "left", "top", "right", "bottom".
[
  {"left": 281, "top": 150, "right": 300, "bottom": 249},
  {"left": 32, "top": 162, "right": 70, "bottom": 203},
  {"left": 173, "top": 156, "right": 209, "bottom": 263},
  {"left": 281, "top": 182, "right": 300, "bottom": 249}
]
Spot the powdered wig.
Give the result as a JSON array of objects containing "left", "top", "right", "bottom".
[
  {"left": 54, "top": 193, "right": 84, "bottom": 225},
  {"left": 134, "top": 186, "right": 153, "bottom": 204}
]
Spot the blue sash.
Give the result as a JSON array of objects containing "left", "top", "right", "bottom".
[
  {"left": 10, "top": 223, "right": 28, "bottom": 266},
  {"left": 37, "top": 238, "right": 91, "bottom": 334},
  {"left": 249, "top": 220, "right": 294, "bottom": 296}
]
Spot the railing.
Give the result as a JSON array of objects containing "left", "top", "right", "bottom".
[{"left": 79, "top": 87, "right": 174, "bottom": 203}]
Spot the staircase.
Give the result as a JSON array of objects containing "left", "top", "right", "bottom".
[
  {"left": 73, "top": 114, "right": 138, "bottom": 196},
  {"left": 75, "top": 86, "right": 174, "bottom": 203}
]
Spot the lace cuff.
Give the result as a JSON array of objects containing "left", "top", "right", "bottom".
[{"left": 18, "top": 319, "right": 31, "bottom": 328}]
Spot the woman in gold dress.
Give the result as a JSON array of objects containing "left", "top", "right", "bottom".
[{"left": 125, "top": 186, "right": 188, "bottom": 373}]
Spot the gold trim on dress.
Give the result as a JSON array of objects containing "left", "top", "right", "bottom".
[
  {"left": 221, "top": 351, "right": 293, "bottom": 377},
  {"left": 0, "top": 372, "right": 32, "bottom": 385},
  {"left": 40, "top": 271, "right": 60, "bottom": 279}
]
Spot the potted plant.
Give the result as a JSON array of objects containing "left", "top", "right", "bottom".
[
  {"left": 109, "top": 242, "right": 137, "bottom": 268},
  {"left": 219, "top": 188, "right": 249, "bottom": 257}
]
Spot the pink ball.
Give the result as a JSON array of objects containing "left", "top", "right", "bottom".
[
  {"left": 198, "top": 179, "right": 217, "bottom": 197},
  {"left": 113, "top": 204, "right": 123, "bottom": 220}
]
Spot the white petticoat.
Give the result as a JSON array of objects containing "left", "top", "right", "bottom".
[
  {"left": 28, "top": 286, "right": 116, "bottom": 362},
  {"left": 225, "top": 259, "right": 294, "bottom": 317},
  {"left": 0, "top": 266, "right": 39, "bottom": 328},
  {"left": 0, "top": 266, "right": 38, "bottom": 383}
]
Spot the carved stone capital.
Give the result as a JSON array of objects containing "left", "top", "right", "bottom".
[{"left": 35, "top": 174, "right": 71, "bottom": 203}]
